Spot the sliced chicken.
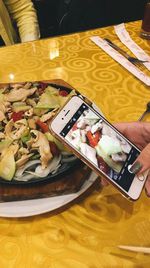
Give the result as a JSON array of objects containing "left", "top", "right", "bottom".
[
  {"left": 80, "top": 143, "right": 98, "bottom": 166},
  {"left": 5, "top": 119, "right": 28, "bottom": 140},
  {"left": 0, "top": 110, "right": 5, "bottom": 121},
  {"left": 16, "top": 153, "right": 33, "bottom": 168},
  {"left": 112, "top": 152, "right": 127, "bottom": 162},
  {"left": 31, "top": 130, "right": 52, "bottom": 168},
  {"left": 102, "top": 123, "right": 117, "bottom": 139},
  {"left": 5, "top": 87, "right": 37, "bottom": 102},
  {"left": 91, "top": 121, "right": 102, "bottom": 134},
  {"left": 40, "top": 110, "right": 56, "bottom": 122}
]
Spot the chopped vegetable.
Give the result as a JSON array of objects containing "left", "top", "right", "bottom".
[
  {"left": 36, "top": 120, "right": 49, "bottom": 133},
  {"left": 49, "top": 141, "right": 60, "bottom": 156},
  {"left": 11, "top": 111, "right": 24, "bottom": 122},
  {"left": 0, "top": 81, "right": 76, "bottom": 182},
  {"left": 0, "top": 139, "right": 12, "bottom": 153},
  {"left": 98, "top": 135, "right": 122, "bottom": 155},
  {"left": 0, "top": 149, "right": 16, "bottom": 180},
  {"left": 12, "top": 102, "right": 31, "bottom": 112},
  {"left": 35, "top": 86, "right": 60, "bottom": 110},
  {"left": 95, "top": 145, "right": 122, "bottom": 173},
  {"left": 38, "top": 82, "right": 48, "bottom": 94},
  {"left": 86, "top": 131, "right": 100, "bottom": 147},
  {"left": 65, "top": 107, "right": 131, "bottom": 178},
  {"left": 59, "top": 90, "right": 68, "bottom": 96},
  {"left": 21, "top": 133, "right": 31, "bottom": 143},
  {"left": 45, "top": 132, "right": 67, "bottom": 151}
]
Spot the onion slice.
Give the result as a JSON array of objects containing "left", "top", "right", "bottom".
[
  {"left": 14, "top": 160, "right": 41, "bottom": 178},
  {"left": 26, "top": 155, "right": 61, "bottom": 178}
]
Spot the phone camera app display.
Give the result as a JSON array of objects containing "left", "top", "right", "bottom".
[{"left": 60, "top": 103, "right": 140, "bottom": 191}]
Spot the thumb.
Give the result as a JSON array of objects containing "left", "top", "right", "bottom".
[{"left": 129, "top": 143, "right": 150, "bottom": 175}]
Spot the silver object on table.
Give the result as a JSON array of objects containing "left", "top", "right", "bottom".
[
  {"left": 104, "top": 38, "right": 148, "bottom": 68},
  {"left": 138, "top": 101, "right": 150, "bottom": 121}
]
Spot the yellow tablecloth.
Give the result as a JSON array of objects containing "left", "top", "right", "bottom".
[{"left": 0, "top": 20, "right": 150, "bottom": 268}]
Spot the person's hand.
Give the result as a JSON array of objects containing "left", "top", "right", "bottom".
[{"left": 101, "top": 122, "right": 150, "bottom": 197}]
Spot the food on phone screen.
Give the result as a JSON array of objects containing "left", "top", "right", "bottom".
[{"left": 65, "top": 108, "right": 132, "bottom": 178}]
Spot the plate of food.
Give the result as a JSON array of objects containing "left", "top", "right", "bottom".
[
  {"left": 0, "top": 79, "right": 101, "bottom": 215},
  {"left": 0, "top": 80, "right": 83, "bottom": 185}
]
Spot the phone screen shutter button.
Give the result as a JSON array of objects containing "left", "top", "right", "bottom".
[{"left": 128, "top": 165, "right": 133, "bottom": 173}]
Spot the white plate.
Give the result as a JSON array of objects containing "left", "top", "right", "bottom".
[{"left": 0, "top": 172, "right": 98, "bottom": 218}]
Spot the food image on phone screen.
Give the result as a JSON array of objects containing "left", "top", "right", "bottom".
[{"left": 60, "top": 103, "right": 140, "bottom": 192}]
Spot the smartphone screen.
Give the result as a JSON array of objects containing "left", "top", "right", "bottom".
[{"left": 59, "top": 102, "right": 140, "bottom": 192}]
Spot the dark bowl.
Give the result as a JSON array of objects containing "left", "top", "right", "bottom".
[{"left": 0, "top": 158, "right": 82, "bottom": 185}]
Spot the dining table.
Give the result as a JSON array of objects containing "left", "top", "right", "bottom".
[{"left": 0, "top": 20, "right": 150, "bottom": 268}]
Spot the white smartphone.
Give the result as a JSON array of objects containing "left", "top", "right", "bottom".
[{"left": 50, "top": 95, "right": 148, "bottom": 201}]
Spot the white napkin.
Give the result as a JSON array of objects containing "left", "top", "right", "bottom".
[
  {"left": 114, "top": 23, "right": 150, "bottom": 71},
  {"left": 90, "top": 36, "right": 150, "bottom": 86}
]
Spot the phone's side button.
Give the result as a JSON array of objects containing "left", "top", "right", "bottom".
[{"left": 137, "top": 174, "right": 145, "bottom": 181}]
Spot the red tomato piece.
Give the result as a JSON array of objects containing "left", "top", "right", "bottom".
[
  {"left": 39, "top": 82, "right": 48, "bottom": 90},
  {"left": 11, "top": 111, "right": 24, "bottom": 122},
  {"left": 59, "top": 90, "right": 68, "bottom": 96},
  {"left": 86, "top": 131, "right": 101, "bottom": 147},
  {"left": 49, "top": 141, "right": 60, "bottom": 156},
  {"left": 36, "top": 120, "right": 49, "bottom": 133},
  {"left": 38, "top": 82, "right": 48, "bottom": 94},
  {"left": 72, "top": 122, "right": 78, "bottom": 131}
]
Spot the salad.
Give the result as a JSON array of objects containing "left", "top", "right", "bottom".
[
  {"left": 65, "top": 108, "right": 132, "bottom": 179},
  {"left": 0, "top": 81, "right": 76, "bottom": 182}
]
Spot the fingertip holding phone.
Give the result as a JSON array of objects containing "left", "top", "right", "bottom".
[
  {"left": 50, "top": 95, "right": 147, "bottom": 201},
  {"left": 128, "top": 162, "right": 143, "bottom": 174}
]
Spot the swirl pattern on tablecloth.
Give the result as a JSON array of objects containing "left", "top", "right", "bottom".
[{"left": 0, "top": 21, "right": 150, "bottom": 268}]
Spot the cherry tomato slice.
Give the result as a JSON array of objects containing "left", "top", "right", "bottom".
[
  {"left": 38, "top": 82, "right": 48, "bottom": 94},
  {"left": 49, "top": 141, "right": 60, "bottom": 156},
  {"left": 86, "top": 131, "right": 101, "bottom": 147},
  {"left": 59, "top": 90, "right": 68, "bottom": 97},
  {"left": 11, "top": 111, "right": 24, "bottom": 122},
  {"left": 36, "top": 120, "right": 49, "bottom": 133}
]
